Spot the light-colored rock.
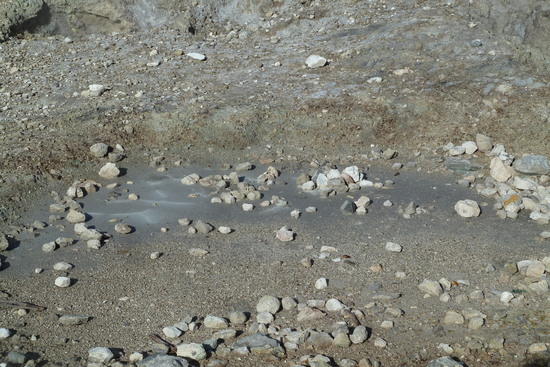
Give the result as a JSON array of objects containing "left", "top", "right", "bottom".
[
  {"left": 163, "top": 326, "right": 183, "bottom": 338},
  {"left": 528, "top": 342, "right": 548, "bottom": 354},
  {"left": 98, "top": 162, "right": 120, "bottom": 179},
  {"left": 88, "top": 347, "right": 114, "bottom": 364},
  {"left": 468, "top": 316, "right": 485, "bottom": 330},
  {"left": 53, "top": 262, "right": 73, "bottom": 271},
  {"left": 0, "top": 234, "right": 8, "bottom": 252},
  {"left": 136, "top": 354, "right": 189, "bottom": 367},
  {"left": 90, "top": 143, "right": 109, "bottom": 158},
  {"left": 490, "top": 157, "right": 513, "bottom": 182},
  {"left": 115, "top": 223, "right": 132, "bottom": 234},
  {"left": 204, "top": 315, "right": 229, "bottom": 329},
  {"left": 276, "top": 226, "right": 294, "bottom": 242},
  {"left": 513, "top": 155, "right": 550, "bottom": 175},
  {"left": 195, "top": 220, "right": 214, "bottom": 234},
  {"left": 218, "top": 226, "right": 232, "bottom": 234},
  {"left": 189, "top": 248, "right": 209, "bottom": 256},
  {"left": 0, "top": 328, "right": 12, "bottom": 339},
  {"left": 427, "top": 356, "right": 465, "bottom": 367},
  {"left": 297, "top": 307, "right": 326, "bottom": 322},
  {"left": 374, "top": 337, "right": 387, "bottom": 348},
  {"left": 306, "top": 55, "right": 327, "bottom": 68},
  {"left": 454, "top": 199, "right": 481, "bottom": 218},
  {"left": 256, "top": 295, "right": 281, "bottom": 314},
  {"left": 385, "top": 242, "right": 403, "bottom": 252},
  {"left": 443, "top": 310, "right": 465, "bottom": 325},
  {"left": 350, "top": 326, "right": 368, "bottom": 344},
  {"left": 418, "top": 279, "right": 443, "bottom": 296},
  {"left": 66, "top": 209, "right": 86, "bottom": 224},
  {"left": 176, "top": 343, "right": 206, "bottom": 360},
  {"left": 476, "top": 133, "right": 493, "bottom": 152},
  {"left": 525, "top": 261, "right": 546, "bottom": 278},
  {"left": 282, "top": 297, "right": 298, "bottom": 310},
  {"left": 42, "top": 241, "right": 57, "bottom": 252},
  {"left": 88, "top": 84, "right": 106, "bottom": 97},
  {"left": 462, "top": 141, "right": 478, "bottom": 155},
  {"left": 187, "top": 52, "right": 206, "bottom": 61},
  {"left": 325, "top": 298, "right": 345, "bottom": 311},
  {"left": 302, "top": 181, "right": 316, "bottom": 190},
  {"left": 58, "top": 315, "right": 90, "bottom": 326},
  {"left": 256, "top": 312, "right": 274, "bottom": 324},
  {"left": 500, "top": 291, "right": 514, "bottom": 303},
  {"left": 54, "top": 277, "right": 71, "bottom": 288},
  {"left": 315, "top": 277, "right": 328, "bottom": 289},
  {"left": 343, "top": 166, "right": 362, "bottom": 182}
]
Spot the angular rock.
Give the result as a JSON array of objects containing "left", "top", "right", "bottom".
[
  {"left": 276, "top": 226, "right": 294, "bottom": 242},
  {"left": 350, "top": 326, "right": 368, "bottom": 344},
  {"left": 513, "top": 155, "right": 550, "bottom": 175},
  {"left": 257, "top": 312, "right": 274, "bottom": 324},
  {"left": 0, "top": 234, "right": 10, "bottom": 251},
  {"left": 454, "top": 199, "right": 481, "bottom": 218},
  {"left": 137, "top": 353, "right": 189, "bottom": 367},
  {"left": 90, "top": 143, "right": 109, "bottom": 158},
  {"left": 462, "top": 141, "right": 477, "bottom": 155},
  {"left": 340, "top": 200, "right": 357, "bottom": 214},
  {"left": 53, "top": 262, "right": 73, "bottom": 271},
  {"left": 115, "top": 223, "right": 132, "bottom": 234},
  {"left": 476, "top": 133, "right": 493, "bottom": 152},
  {"left": 306, "top": 331, "right": 333, "bottom": 350},
  {"left": 385, "top": 242, "right": 403, "bottom": 252},
  {"left": 176, "top": 343, "right": 206, "bottom": 360},
  {"left": 297, "top": 307, "right": 326, "bottom": 322},
  {"left": 490, "top": 157, "right": 513, "bottom": 182},
  {"left": 418, "top": 279, "right": 443, "bottom": 297},
  {"left": 54, "top": 277, "right": 72, "bottom": 288},
  {"left": 427, "top": 356, "right": 465, "bottom": 367},
  {"left": 187, "top": 52, "right": 206, "bottom": 61},
  {"left": 443, "top": 310, "right": 465, "bottom": 325},
  {"left": 204, "top": 315, "right": 229, "bottom": 329},
  {"left": 163, "top": 326, "right": 183, "bottom": 338},
  {"left": 315, "top": 277, "right": 328, "bottom": 289},
  {"left": 233, "top": 334, "right": 285, "bottom": 358},
  {"left": 306, "top": 55, "right": 327, "bottom": 68},
  {"left": 195, "top": 220, "right": 214, "bottom": 234},
  {"left": 66, "top": 209, "right": 86, "bottom": 224},
  {"left": 325, "top": 298, "right": 345, "bottom": 312},
  {"left": 88, "top": 347, "right": 114, "bottom": 364},
  {"left": 98, "top": 162, "right": 120, "bottom": 179}
]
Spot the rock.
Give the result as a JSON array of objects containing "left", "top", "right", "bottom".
[
  {"left": 528, "top": 342, "right": 548, "bottom": 353},
  {"left": 79, "top": 228, "right": 103, "bottom": 241},
  {"left": 427, "top": 356, "right": 465, "bottom": 366},
  {"left": 306, "top": 331, "right": 333, "bottom": 349},
  {"left": 233, "top": 334, "right": 285, "bottom": 358},
  {"left": 343, "top": 166, "right": 362, "bottom": 182},
  {"left": 297, "top": 307, "right": 326, "bottom": 322},
  {"left": 462, "top": 141, "right": 477, "bottom": 155},
  {"left": 189, "top": 248, "right": 209, "bottom": 256},
  {"left": 468, "top": 316, "right": 485, "bottom": 330},
  {"left": 282, "top": 297, "right": 298, "bottom": 310},
  {"left": 256, "top": 295, "right": 281, "bottom": 314},
  {"left": 490, "top": 157, "right": 513, "bottom": 182},
  {"left": 350, "top": 326, "right": 368, "bottom": 344},
  {"left": 88, "top": 84, "right": 106, "bottom": 97},
  {"left": 176, "top": 343, "right": 206, "bottom": 360},
  {"left": 449, "top": 146, "right": 465, "bottom": 156},
  {"left": 302, "top": 181, "right": 316, "bottom": 190},
  {"left": 374, "top": 337, "right": 387, "bottom": 348},
  {"left": 195, "top": 220, "right": 214, "bottom": 234},
  {"left": 98, "top": 162, "right": 120, "bottom": 179},
  {"left": 340, "top": 200, "right": 357, "bottom": 214},
  {"left": 0, "top": 328, "right": 12, "bottom": 338},
  {"left": 242, "top": 203, "right": 254, "bottom": 211},
  {"left": 218, "top": 226, "right": 232, "bottom": 234},
  {"left": 333, "top": 332, "right": 351, "bottom": 347},
  {"left": 305, "top": 55, "right": 327, "bottom": 68},
  {"left": 257, "top": 312, "right": 274, "bottom": 324},
  {"left": 42, "top": 241, "right": 57, "bottom": 252},
  {"left": 58, "top": 315, "right": 90, "bottom": 326},
  {"left": 88, "top": 347, "right": 114, "bottom": 364},
  {"left": 0, "top": 234, "right": 10, "bottom": 251},
  {"left": 443, "top": 310, "right": 465, "bottom": 325},
  {"left": 53, "top": 262, "right": 73, "bottom": 271},
  {"left": 476, "top": 133, "right": 493, "bottom": 152},
  {"left": 204, "top": 315, "right": 229, "bottom": 329},
  {"left": 187, "top": 52, "right": 206, "bottom": 61},
  {"left": 6, "top": 351, "right": 25, "bottom": 364},
  {"left": 54, "top": 277, "right": 72, "bottom": 288},
  {"left": 325, "top": 298, "right": 345, "bottom": 311},
  {"left": 315, "top": 277, "right": 328, "bottom": 289},
  {"left": 454, "top": 199, "right": 481, "bottom": 218},
  {"left": 235, "top": 162, "right": 253, "bottom": 172},
  {"left": 163, "top": 326, "right": 183, "bottom": 338},
  {"left": 90, "top": 143, "right": 109, "bottom": 158},
  {"left": 500, "top": 291, "right": 514, "bottom": 303},
  {"left": 513, "top": 155, "right": 550, "bottom": 175},
  {"left": 385, "top": 242, "right": 403, "bottom": 252},
  {"left": 525, "top": 261, "right": 546, "bottom": 278},
  {"left": 66, "top": 209, "right": 86, "bottom": 224},
  {"left": 115, "top": 223, "right": 133, "bottom": 234},
  {"left": 418, "top": 279, "right": 443, "bottom": 297},
  {"left": 137, "top": 353, "right": 189, "bottom": 367},
  {"left": 276, "top": 226, "right": 295, "bottom": 242}
]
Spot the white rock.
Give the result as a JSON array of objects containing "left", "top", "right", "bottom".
[
  {"left": 418, "top": 279, "right": 443, "bottom": 297},
  {"left": 90, "top": 143, "right": 109, "bottom": 158},
  {"left": 343, "top": 166, "right": 362, "bottom": 182},
  {"left": 374, "top": 337, "right": 387, "bottom": 348},
  {"left": 53, "top": 262, "right": 73, "bottom": 271},
  {"left": 316, "top": 173, "right": 328, "bottom": 187},
  {"left": 87, "top": 240, "right": 102, "bottom": 250},
  {"left": 187, "top": 52, "right": 206, "bottom": 61},
  {"left": 449, "top": 146, "right": 466, "bottom": 156},
  {"left": 454, "top": 199, "right": 481, "bottom": 218},
  {"left": 88, "top": 84, "right": 106, "bottom": 97},
  {"left": 490, "top": 157, "right": 513, "bottom": 182},
  {"left": 163, "top": 326, "right": 182, "bottom": 338},
  {"left": 290, "top": 209, "right": 301, "bottom": 218},
  {"left": 315, "top": 277, "right": 328, "bottom": 290},
  {"left": 256, "top": 312, "right": 274, "bottom": 324},
  {"left": 66, "top": 209, "right": 86, "bottom": 224},
  {"left": 115, "top": 223, "right": 132, "bottom": 234},
  {"left": 385, "top": 242, "right": 403, "bottom": 252},
  {"left": 462, "top": 141, "right": 478, "bottom": 155},
  {"left": 383, "top": 200, "right": 393, "bottom": 207},
  {"left": 305, "top": 55, "right": 327, "bottom": 68},
  {"left": 176, "top": 343, "right": 207, "bottom": 360},
  {"left": 88, "top": 347, "right": 114, "bottom": 364},
  {"left": 325, "top": 298, "right": 345, "bottom": 311},
  {"left": 0, "top": 328, "right": 12, "bottom": 338},
  {"left": 204, "top": 315, "right": 229, "bottom": 329},
  {"left": 500, "top": 291, "right": 514, "bottom": 303},
  {"left": 242, "top": 203, "right": 254, "bottom": 211},
  {"left": 218, "top": 226, "right": 232, "bottom": 234},
  {"left": 528, "top": 343, "right": 548, "bottom": 354},
  {"left": 302, "top": 181, "right": 316, "bottom": 190},
  {"left": 54, "top": 277, "right": 71, "bottom": 287},
  {"left": 42, "top": 241, "right": 57, "bottom": 252},
  {"left": 381, "top": 320, "right": 394, "bottom": 329},
  {"left": 98, "top": 162, "right": 120, "bottom": 179},
  {"left": 443, "top": 310, "right": 465, "bottom": 325},
  {"left": 476, "top": 133, "right": 493, "bottom": 152}
]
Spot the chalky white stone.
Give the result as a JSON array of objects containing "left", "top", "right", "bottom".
[
  {"left": 98, "top": 162, "right": 120, "bottom": 179},
  {"left": 0, "top": 328, "right": 12, "bottom": 339},
  {"left": 53, "top": 262, "right": 73, "bottom": 271},
  {"left": 418, "top": 279, "right": 443, "bottom": 296},
  {"left": 176, "top": 342, "right": 207, "bottom": 360},
  {"left": 218, "top": 226, "right": 232, "bottom": 234},
  {"left": 55, "top": 277, "right": 71, "bottom": 287},
  {"left": 385, "top": 242, "right": 403, "bottom": 252},
  {"left": 315, "top": 277, "right": 328, "bottom": 290},
  {"left": 454, "top": 199, "right": 481, "bottom": 218},
  {"left": 325, "top": 298, "right": 345, "bottom": 311},
  {"left": 305, "top": 55, "right": 327, "bottom": 68},
  {"left": 276, "top": 226, "right": 294, "bottom": 242},
  {"left": 187, "top": 52, "right": 206, "bottom": 61},
  {"left": 88, "top": 347, "right": 114, "bottom": 364}
]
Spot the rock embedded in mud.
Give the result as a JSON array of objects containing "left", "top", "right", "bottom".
[
  {"left": 42, "top": 241, "right": 57, "bottom": 252},
  {"left": 114, "top": 223, "right": 132, "bottom": 234},
  {"left": 454, "top": 199, "right": 481, "bottom": 218},
  {"left": 87, "top": 84, "right": 106, "bottom": 97},
  {"left": 90, "top": 143, "right": 109, "bottom": 158},
  {"left": 442, "top": 310, "right": 465, "bottom": 325},
  {"left": 99, "top": 162, "right": 120, "bottom": 179},
  {"left": 305, "top": 55, "right": 327, "bottom": 68}
]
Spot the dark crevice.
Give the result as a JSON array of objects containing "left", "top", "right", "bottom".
[{"left": 10, "top": 2, "right": 53, "bottom": 36}]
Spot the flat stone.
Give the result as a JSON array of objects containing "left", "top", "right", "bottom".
[
  {"left": 513, "top": 155, "right": 550, "bottom": 175},
  {"left": 189, "top": 248, "right": 209, "bottom": 256},
  {"left": 427, "top": 356, "right": 465, "bottom": 367},
  {"left": 7, "top": 351, "right": 25, "bottom": 364},
  {"left": 187, "top": 52, "right": 206, "bottom": 61},
  {"left": 58, "top": 315, "right": 90, "bottom": 326},
  {"left": 235, "top": 162, "right": 253, "bottom": 172},
  {"left": 528, "top": 342, "right": 548, "bottom": 353},
  {"left": 385, "top": 242, "right": 403, "bottom": 252},
  {"left": 233, "top": 334, "right": 285, "bottom": 358},
  {"left": 297, "top": 307, "right": 326, "bottom": 322},
  {"left": 418, "top": 279, "right": 443, "bottom": 297},
  {"left": 325, "top": 298, "right": 345, "bottom": 311},
  {"left": 53, "top": 262, "right": 73, "bottom": 271},
  {"left": 98, "top": 162, "right": 120, "bottom": 179},
  {"left": 163, "top": 326, "right": 183, "bottom": 338},
  {"left": 137, "top": 353, "right": 189, "bottom": 367},
  {"left": 88, "top": 347, "right": 114, "bottom": 364},
  {"left": 454, "top": 199, "right": 481, "bottom": 218},
  {"left": 176, "top": 343, "right": 206, "bottom": 360},
  {"left": 256, "top": 295, "right": 281, "bottom": 314},
  {"left": 54, "top": 277, "right": 72, "bottom": 288},
  {"left": 443, "top": 310, "right": 465, "bottom": 325},
  {"left": 204, "top": 315, "right": 229, "bottom": 329}
]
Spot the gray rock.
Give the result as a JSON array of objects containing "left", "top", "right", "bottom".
[
  {"left": 427, "top": 356, "right": 465, "bottom": 367},
  {"left": 256, "top": 295, "right": 281, "bottom": 314},
  {"left": 90, "top": 143, "right": 109, "bottom": 158},
  {"left": 235, "top": 162, "right": 253, "bottom": 172},
  {"left": 385, "top": 242, "right": 403, "bottom": 252},
  {"left": 350, "top": 326, "right": 368, "bottom": 344},
  {"left": 195, "top": 220, "right": 214, "bottom": 234},
  {"left": 66, "top": 209, "right": 86, "bottom": 224},
  {"left": 137, "top": 353, "right": 189, "bottom": 367},
  {"left": 204, "top": 315, "right": 229, "bottom": 329},
  {"left": 228, "top": 311, "right": 248, "bottom": 325},
  {"left": 58, "top": 315, "right": 90, "bottom": 326},
  {"left": 442, "top": 311, "right": 465, "bottom": 325},
  {"left": 418, "top": 279, "right": 443, "bottom": 297},
  {"left": 176, "top": 343, "right": 206, "bottom": 360},
  {"left": 454, "top": 199, "right": 481, "bottom": 218},
  {"left": 114, "top": 223, "right": 133, "bottom": 234},
  {"left": 305, "top": 55, "right": 327, "bottom": 68},
  {"left": 0, "top": 233, "right": 10, "bottom": 251},
  {"left": 282, "top": 297, "right": 298, "bottom": 310},
  {"left": 325, "top": 298, "right": 345, "bottom": 311},
  {"left": 306, "top": 331, "right": 334, "bottom": 350},
  {"left": 476, "top": 133, "right": 493, "bottom": 152},
  {"left": 88, "top": 347, "right": 114, "bottom": 364},
  {"left": 333, "top": 332, "right": 351, "bottom": 347},
  {"left": 7, "top": 351, "right": 26, "bottom": 364},
  {"left": 163, "top": 326, "right": 183, "bottom": 338},
  {"left": 513, "top": 154, "right": 550, "bottom": 175},
  {"left": 42, "top": 241, "right": 57, "bottom": 252},
  {"left": 340, "top": 200, "right": 357, "bottom": 214},
  {"left": 233, "top": 333, "right": 285, "bottom": 358}
]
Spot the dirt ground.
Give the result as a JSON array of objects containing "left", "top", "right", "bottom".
[{"left": 0, "top": 1, "right": 549, "bottom": 366}]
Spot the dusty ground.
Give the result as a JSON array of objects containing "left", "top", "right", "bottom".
[{"left": 0, "top": 0, "right": 549, "bottom": 366}]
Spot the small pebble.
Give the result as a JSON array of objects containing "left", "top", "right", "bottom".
[
  {"left": 315, "top": 277, "right": 328, "bottom": 290},
  {"left": 150, "top": 252, "right": 160, "bottom": 259},
  {"left": 54, "top": 277, "right": 71, "bottom": 288}
]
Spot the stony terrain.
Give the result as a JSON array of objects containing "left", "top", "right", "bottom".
[{"left": 0, "top": 0, "right": 549, "bottom": 366}]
